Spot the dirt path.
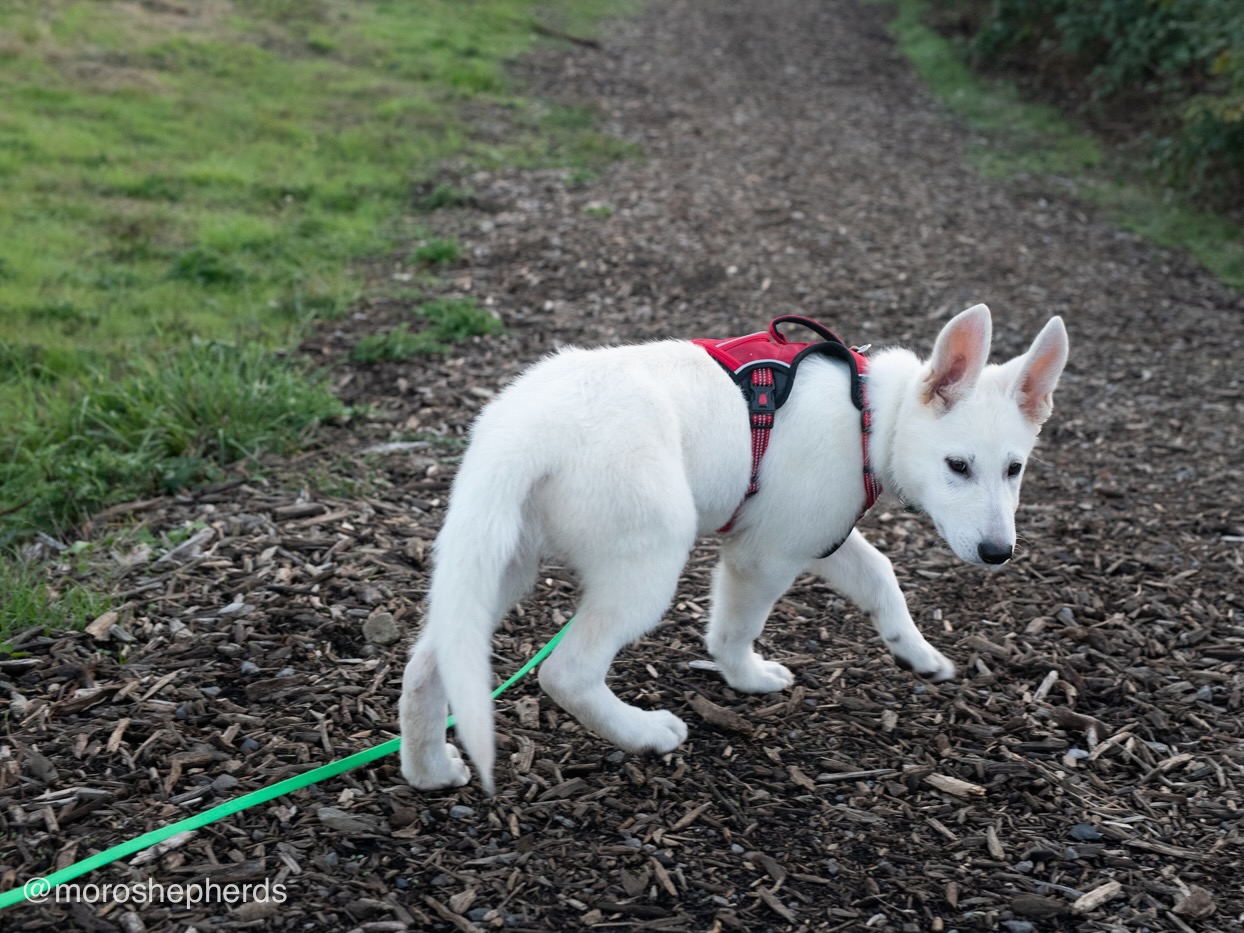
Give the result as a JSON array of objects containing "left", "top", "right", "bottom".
[{"left": 6, "top": 1, "right": 1243, "bottom": 930}]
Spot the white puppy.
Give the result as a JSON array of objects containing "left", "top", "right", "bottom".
[{"left": 400, "top": 304, "right": 1069, "bottom": 793}]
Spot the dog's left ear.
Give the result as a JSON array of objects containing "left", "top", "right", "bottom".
[{"left": 1013, "top": 316, "right": 1069, "bottom": 426}]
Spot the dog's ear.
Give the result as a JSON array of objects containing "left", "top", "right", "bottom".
[
  {"left": 1013, "top": 316, "right": 1069, "bottom": 426},
  {"left": 922, "top": 303, "right": 992, "bottom": 412}
]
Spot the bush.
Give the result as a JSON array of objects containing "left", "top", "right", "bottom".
[{"left": 947, "top": 0, "right": 1244, "bottom": 206}]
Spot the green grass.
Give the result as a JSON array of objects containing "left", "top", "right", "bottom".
[
  {"left": 0, "top": 558, "right": 111, "bottom": 647},
  {"left": 0, "top": 343, "right": 343, "bottom": 544},
  {"left": 0, "top": 0, "right": 638, "bottom": 636},
  {"left": 413, "top": 237, "right": 464, "bottom": 266},
  {"left": 0, "top": 0, "right": 635, "bottom": 382},
  {"left": 351, "top": 325, "right": 448, "bottom": 362},
  {"left": 417, "top": 183, "right": 475, "bottom": 211},
  {"left": 884, "top": 0, "right": 1244, "bottom": 289},
  {"left": 888, "top": 1, "right": 1103, "bottom": 178},
  {"left": 350, "top": 296, "right": 503, "bottom": 362}
]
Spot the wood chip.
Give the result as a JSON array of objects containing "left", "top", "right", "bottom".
[
  {"left": 85, "top": 610, "right": 120, "bottom": 640},
  {"left": 788, "top": 764, "right": 817, "bottom": 791},
  {"left": 756, "top": 887, "right": 797, "bottom": 922},
  {"left": 985, "top": 824, "right": 1005, "bottom": 860},
  {"left": 923, "top": 773, "right": 986, "bottom": 798},
  {"left": 687, "top": 694, "right": 754, "bottom": 735},
  {"left": 129, "top": 830, "right": 195, "bottom": 866},
  {"left": 1071, "top": 881, "right": 1124, "bottom": 914},
  {"left": 425, "top": 896, "right": 484, "bottom": 933},
  {"left": 650, "top": 857, "right": 678, "bottom": 897},
  {"left": 1172, "top": 886, "right": 1216, "bottom": 919}
]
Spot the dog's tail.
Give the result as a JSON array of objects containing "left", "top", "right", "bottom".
[{"left": 423, "top": 426, "right": 543, "bottom": 795}]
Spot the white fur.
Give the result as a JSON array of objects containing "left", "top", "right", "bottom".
[{"left": 399, "top": 304, "right": 1069, "bottom": 793}]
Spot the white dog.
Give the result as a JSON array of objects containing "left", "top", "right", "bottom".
[{"left": 400, "top": 304, "right": 1069, "bottom": 793}]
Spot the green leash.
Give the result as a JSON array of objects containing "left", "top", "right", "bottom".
[{"left": 0, "top": 620, "right": 570, "bottom": 911}]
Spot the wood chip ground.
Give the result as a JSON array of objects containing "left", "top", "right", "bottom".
[{"left": 3, "top": 1, "right": 1242, "bottom": 930}]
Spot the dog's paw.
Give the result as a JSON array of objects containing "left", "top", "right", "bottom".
[
  {"left": 721, "top": 655, "right": 796, "bottom": 694},
  {"left": 401, "top": 742, "right": 472, "bottom": 790},
  {"left": 608, "top": 708, "right": 689, "bottom": 754},
  {"left": 892, "top": 644, "right": 956, "bottom": 682}
]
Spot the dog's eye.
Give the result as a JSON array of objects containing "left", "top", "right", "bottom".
[
  {"left": 1007, "top": 461, "right": 1023, "bottom": 478},
  {"left": 946, "top": 457, "right": 970, "bottom": 477}
]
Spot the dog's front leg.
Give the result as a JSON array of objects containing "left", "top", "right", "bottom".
[
  {"left": 705, "top": 553, "right": 804, "bottom": 693},
  {"left": 810, "top": 529, "right": 956, "bottom": 681}
]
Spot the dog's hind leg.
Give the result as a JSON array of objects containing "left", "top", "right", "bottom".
[
  {"left": 809, "top": 529, "right": 955, "bottom": 681},
  {"left": 399, "top": 635, "right": 471, "bottom": 789},
  {"left": 400, "top": 534, "right": 540, "bottom": 790},
  {"left": 538, "top": 545, "right": 691, "bottom": 755},
  {"left": 705, "top": 551, "right": 804, "bottom": 693}
]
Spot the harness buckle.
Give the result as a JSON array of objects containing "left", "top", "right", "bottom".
[
  {"left": 743, "top": 365, "right": 778, "bottom": 420},
  {"left": 747, "top": 384, "right": 777, "bottom": 416}
]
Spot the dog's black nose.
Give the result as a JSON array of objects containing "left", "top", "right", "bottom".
[{"left": 978, "top": 542, "right": 1013, "bottom": 565}]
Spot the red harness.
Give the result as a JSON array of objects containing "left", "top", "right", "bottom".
[{"left": 692, "top": 315, "right": 883, "bottom": 553}]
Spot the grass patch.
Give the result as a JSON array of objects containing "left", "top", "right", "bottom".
[
  {"left": 1, "top": 345, "right": 344, "bottom": 545},
  {"left": 884, "top": 0, "right": 1244, "bottom": 289},
  {"left": 0, "top": 0, "right": 636, "bottom": 375},
  {"left": 0, "top": 0, "right": 638, "bottom": 423},
  {"left": 351, "top": 325, "right": 448, "bottom": 362},
  {"left": 413, "top": 237, "right": 464, "bottom": 266},
  {"left": 417, "top": 183, "right": 474, "bottom": 211},
  {"left": 888, "top": 0, "right": 1103, "bottom": 178},
  {"left": 0, "top": 0, "right": 637, "bottom": 633},
  {"left": 418, "top": 296, "right": 504, "bottom": 342},
  {"left": 0, "top": 559, "right": 110, "bottom": 647},
  {"left": 351, "top": 296, "right": 503, "bottom": 362}
]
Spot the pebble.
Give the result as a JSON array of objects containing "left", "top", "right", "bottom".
[
  {"left": 449, "top": 805, "right": 476, "bottom": 820},
  {"left": 363, "top": 611, "right": 401, "bottom": 646},
  {"left": 1070, "top": 822, "right": 1103, "bottom": 842},
  {"left": 1001, "top": 922, "right": 1036, "bottom": 933}
]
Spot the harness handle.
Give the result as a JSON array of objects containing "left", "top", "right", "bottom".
[{"left": 768, "top": 314, "right": 847, "bottom": 347}]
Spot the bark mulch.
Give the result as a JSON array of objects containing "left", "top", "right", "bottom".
[{"left": 3, "top": 1, "right": 1242, "bottom": 930}]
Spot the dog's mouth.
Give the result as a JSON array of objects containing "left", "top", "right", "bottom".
[{"left": 892, "top": 484, "right": 924, "bottom": 516}]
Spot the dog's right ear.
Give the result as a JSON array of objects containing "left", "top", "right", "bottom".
[{"left": 922, "top": 303, "right": 992, "bottom": 413}]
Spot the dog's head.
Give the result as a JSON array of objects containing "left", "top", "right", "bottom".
[{"left": 891, "top": 304, "right": 1069, "bottom": 567}]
